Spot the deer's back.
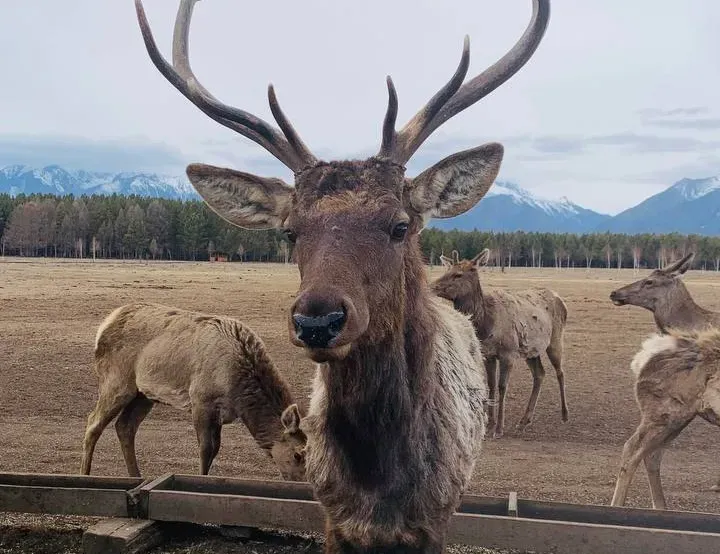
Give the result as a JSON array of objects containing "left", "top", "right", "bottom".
[
  {"left": 482, "top": 288, "right": 561, "bottom": 358},
  {"left": 95, "top": 303, "right": 254, "bottom": 415}
]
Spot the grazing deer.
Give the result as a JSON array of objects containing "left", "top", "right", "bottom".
[
  {"left": 611, "top": 329, "right": 720, "bottom": 509},
  {"left": 433, "top": 249, "right": 569, "bottom": 438},
  {"left": 134, "top": 0, "right": 550, "bottom": 550},
  {"left": 610, "top": 253, "right": 720, "bottom": 334},
  {"left": 610, "top": 252, "right": 720, "bottom": 491},
  {"left": 80, "top": 303, "right": 307, "bottom": 481}
]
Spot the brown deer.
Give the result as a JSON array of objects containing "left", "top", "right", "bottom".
[
  {"left": 610, "top": 252, "right": 720, "bottom": 334},
  {"left": 133, "top": 0, "right": 550, "bottom": 551},
  {"left": 610, "top": 252, "right": 720, "bottom": 492},
  {"left": 611, "top": 329, "right": 720, "bottom": 509},
  {"left": 433, "top": 249, "right": 569, "bottom": 438},
  {"left": 80, "top": 303, "right": 307, "bottom": 481}
]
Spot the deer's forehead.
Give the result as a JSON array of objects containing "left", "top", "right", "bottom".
[
  {"left": 294, "top": 160, "right": 406, "bottom": 201},
  {"left": 291, "top": 190, "right": 402, "bottom": 222}
]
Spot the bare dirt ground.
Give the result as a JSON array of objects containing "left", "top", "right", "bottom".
[{"left": 2, "top": 258, "right": 720, "bottom": 551}]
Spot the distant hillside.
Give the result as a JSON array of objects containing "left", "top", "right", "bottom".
[
  {"left": 0, "top": 165, "right": 198, "bottom": 200},
  {"left": 6, "top": 164, "right": 720, "bottom": 236},
  {"left": 430, "top": 181, "right": 610, "bottom": 233},
  {"left": 599, "top": 176, "right": 720, "bottom": 235}
]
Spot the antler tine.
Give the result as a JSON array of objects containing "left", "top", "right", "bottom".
[
  {"left": 134, "top": 0, "right": 316, "bottom": 173},
  {"left": 378, "top": 38, "right": 469, "bottom": 163},
  {"left": 452, "top": 250, "right": 460, "bottom": 264},
  {"left": 387, "top": 0, "right": 551, "bottom": 165},
  {"left": 379, "top": 76, "right": 399, "bottom": 158},
  {"left": 268, "top": 84, "right": 316, "bottom": 168}
]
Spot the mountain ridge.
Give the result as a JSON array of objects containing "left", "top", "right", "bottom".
[{"left": 5, "top": 164, "right": 720, "bottom": 235}]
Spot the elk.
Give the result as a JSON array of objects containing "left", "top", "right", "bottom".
[
  {"left": 610, "top": 252, "right": 720, "bottom": 335},
  {"left": 80, "top": 303, "right": 307, "bottom": 481},
  {"left": 610, "top": 252, "right": 720, "bottom": 492},
  {"left": 134, "top": 0, "right": 550, "bottom": 550},
  {"left": 611, "top": 328, "right": 720, "bottom": 509},
  {"left": 433, "top": 249, "right": 569, "bottom": 438}
]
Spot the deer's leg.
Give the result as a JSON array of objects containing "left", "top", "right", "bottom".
[
  {"left": 644, "top": 420, "right": 692, "bottom": 507},
  {"left": 484, "top": 356, "right": 498, "bottom": 436},
  {"left": 114, "top": 394, "right": 154, "bottom": 477},
  {"left": 517, "top": 356, "right": 545, "bottom": 430},
  {"left": 495, "top": 357, "right": 514, "bottom": 439},
  {"left": 611, "top": 421, "right": 686, "bottom": 508},
  {"left": 546, "top": 337, "right": 569, "bottom": 422},
  {"left": 643, "top": 447, "right": 667, "bottom": 510},
  {"left": 323, "top": 518, "right": 342, "bottom": 554},
  {"left": 193, "top": 406, "right": 222, "bottom": 475},
  {"left": 80, "top": 383, "right": 136, "bottom": 475}
]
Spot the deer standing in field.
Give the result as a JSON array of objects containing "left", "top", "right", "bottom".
[
  {"left": 134, "top": 0, "right": 550, "bottom": 550},
  {"left": 610, "top": 252, "right": 720, "bottom": 492},
  {"left": 80, "top": 303, "right": 307, "bottom": 481},
  {"left": 433, "top": 249, "right": 569, "bottom": 438},
  {"left": 611, "top": 329, "right": 720, "bottom": 509},
  {"left": 610, "top": 253, "right": 720, "bottom": 335}
]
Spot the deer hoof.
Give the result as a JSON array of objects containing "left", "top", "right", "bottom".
[
  {"left": 516, "top": 420, "right": 531, "bottom": 431},
  {"left": 493, "top": 429, "right": 504, "bottom": 439}
]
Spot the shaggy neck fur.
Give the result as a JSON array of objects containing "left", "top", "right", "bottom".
[
  {"left": 321, "top": 237, "right": 436, "bottom": 489},
  {"left": 653, "top": 282, "right": 717, "bottom": 334},
  {"left": 452, "top": 276, "right": 490, "bottom": 339},
  {"left": 232, "top": 332, "right": 295, "bottom": 450}
]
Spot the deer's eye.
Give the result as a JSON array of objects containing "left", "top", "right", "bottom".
[
  {"left": 390, "top": 222, "right": 408, "bottom": 241},
  {"left": 283, "top": 229, "right": 297, "bottom": 244}
]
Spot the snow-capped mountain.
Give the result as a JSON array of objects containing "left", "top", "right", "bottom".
[
  {"left": 430, "top": 181, "right": 610, "bottom": 233},
  {"left": 0, "top": 165, "right": 199, "bottom": 200},
  {"left": 7, "top": 164, "right": 720, "bottom": 236},
  {"left": 600, "top": 176, "right": 720, "bottom": 235}
]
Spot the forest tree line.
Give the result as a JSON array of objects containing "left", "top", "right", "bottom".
[{"left": 1, "top": 193, "right": 719, "bottom": 270}]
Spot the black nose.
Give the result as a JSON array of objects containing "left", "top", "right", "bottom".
[{"left": 292, "top": 311, "right": 346, "bottom": 348}]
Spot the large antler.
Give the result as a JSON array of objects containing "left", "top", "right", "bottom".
[
  {"left": 134, "top": 0, "right": 317, "bottom": 173},
  {"left": 379, "top": 0, "right": 551, "bottom": 165}
]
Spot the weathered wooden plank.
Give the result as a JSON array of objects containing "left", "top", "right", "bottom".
[
  {"left": 168, "top": 474, "right": 508, "bottom": 515},
  {"left": 126, "top": 474, "right": 175, "bottom": 519},
  {"left": 449, "top": 512, "right": 720, "bottom": 554},
  {"left": 147, "top": 489, "right": 720, "bottom": 554},
  {"left": 0, "top": 484, "right": 130, "bottom": 517},
  {"left": 0, "top": 472, "right": 142, "bottom": 490},
  {"left": 170, "top": 474, "right": 315, "bottom": 500},
  {"left": 516, "top": 498, "right": 720, "bottom": 534},
  {"left": 507, "top": 492, "right": 518, "bottom": 517},
  {"left": 148, "top": 490, "right": 326, "bottom": 533},
  {"left": 82, "top": 518, "right": 165, "bottom": 554}
]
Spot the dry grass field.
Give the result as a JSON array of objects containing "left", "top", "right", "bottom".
[{"left": 2, "top": 257, "right": 720, "bottom": 550}]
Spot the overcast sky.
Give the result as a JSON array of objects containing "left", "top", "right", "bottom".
[{"left": 2, "top": 1, "right": 719, "bottom": 215}]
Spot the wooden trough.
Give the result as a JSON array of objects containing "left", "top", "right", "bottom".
[{"left": 3, "top": 471, "right": 720, "bottom": 553}]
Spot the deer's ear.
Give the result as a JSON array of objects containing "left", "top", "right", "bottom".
[
  {"left": 439, "top": 255, "right": 454, "bottom": 268},
  {"left": 406, "top": 143, "right": 503, "bottom": 222},
  {"left": 281, "top": 404, "right": 301, "bottom": 434},
  {"left": 186, "top": 163, "right": 294, "bottom": 230},
  {"left": 664, "top": 252, "right": 695, "bottom": 276},
  {"left": 473, "top": 248, "right": 491, "bottom": 267}
]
